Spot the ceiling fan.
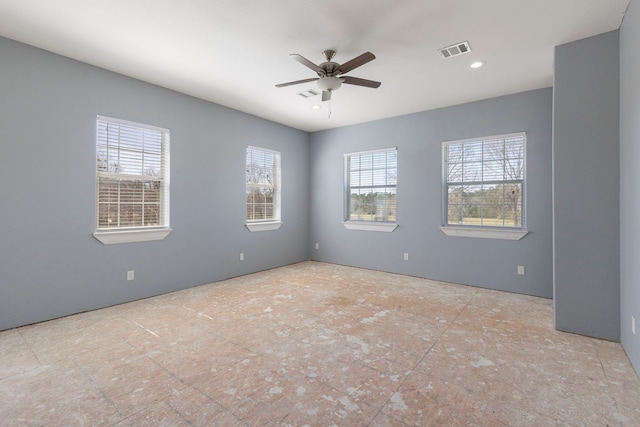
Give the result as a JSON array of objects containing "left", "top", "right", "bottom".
[{"left": 275, "top": 50, "right": 381, "bottom": 102}]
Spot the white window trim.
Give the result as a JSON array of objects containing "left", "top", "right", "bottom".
[
  {"left": 442, "top": 132, "right": 526, "bottom": 231},
  {"left": 439, "top": 226, "right": 528, "bottom": 240},
  {"left": 245, "top": 146, "right": 281, "bottom": 231},
  {"left": 343, "top": 221, "right": 398, "bottom": 232},
  {"left": 94, "top": 115, "right": 170, "bottom": 245},
  {"left": 93, "top": 228, "right": 172, "bottom": 245},
  {"left": 245, "top": 221, "right": 283, "bottom": 232},
  {"left": 344, "top": 147, "right": 398, "bottom": 227}
]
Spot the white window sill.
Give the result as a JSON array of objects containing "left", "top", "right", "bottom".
[
  {"left": 343, "top": 221, "right": 398, "bottom": 232},
  {"left": 93, "top": 228, "right": 172, "bottom": 245},
  {"left": 439, "top": 226, "right": 528, "bottom": 240},
  {"left": 245, "top": 221, "right": 282, "bottom": 232}
]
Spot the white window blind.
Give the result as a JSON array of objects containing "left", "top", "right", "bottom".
[
  {"left": 96, "top": 116, "right": 170, "bottom": 231},
  {"left": 246, "top": 146, "right": 281, "bottom": 222},
  {"left": 345, "top": 148, "right": 397, "bottom": 222},
  {"left": 443, "top": 132, "right": 525, "bottom": 228}
]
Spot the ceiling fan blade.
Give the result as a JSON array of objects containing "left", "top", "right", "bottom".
[
  {"left": 322, "top": 90, "right": 331, "bottom": 102},
  {"left": 275, "top": 77, "right": 319, "bottom": 88},
  {"left": 336, "top": 52, "right": 376, "bottom": 75},
  {"left": 290, "top": 54, "right": 325, "bottom": 75},
  {"left": 341, "top": 76, "right": 382, "bottom": 88}
]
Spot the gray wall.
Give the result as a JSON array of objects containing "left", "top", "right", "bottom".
[
  {"left": 552, "top": 31, "right": 620, "bottom": 341},
  {"left": 0, "top": 37, "right": 310, "bottom": 331},
  {"left": 309, "top": 88, "right": 553, "bottom": 298},
  {"left": 621, "top": 0, "right": 640, "bottom": 374}
]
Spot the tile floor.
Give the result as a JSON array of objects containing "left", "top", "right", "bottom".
[{"left": 1, "top": 261, "right": 639, "bottom": 426}]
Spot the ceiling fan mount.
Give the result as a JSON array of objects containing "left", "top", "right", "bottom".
[
  {"left": 323, "top": 49, "right": 336, "bottom": 62},
  {"left": 275, "top": 49, "right": 381, "bottom": 102}
]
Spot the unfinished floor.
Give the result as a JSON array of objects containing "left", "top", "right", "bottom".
[{"left": 1, "top": 261, "right": 639, "bottom": 426}]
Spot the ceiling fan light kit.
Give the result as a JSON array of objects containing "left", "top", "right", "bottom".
[
  {"left": 316, "top": 76, "right": 342, "bottom": 92},
  {"left": 276, "top": 49, "right": 381, "bottom": 103}
]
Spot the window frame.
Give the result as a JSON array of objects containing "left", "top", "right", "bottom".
[
  {"left": 245, "top": 146, "right": 282, "bottom": 232},
  {"left": 343, "top": 147, "right": 398, "bottom": 232},
  {"left": 93, "top": 116, "right": 171, "bottom": 245},
  {"left": 440, "top": 132, "right": 527, "bottom": 240}
]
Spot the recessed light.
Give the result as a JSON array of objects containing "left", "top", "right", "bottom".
[
  {"left": 471, "top": 61, "right": 485, "bottom": 69},
  {"left": 312, "top": 105, "right": 321, "bottom": 110}
]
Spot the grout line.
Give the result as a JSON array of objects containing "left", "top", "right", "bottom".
[
  {"left": 132, "top": 321, "right": 159, "bottom": 337},
  {"left": 15, "top": 328, "right": 44, "bottom": 367}
]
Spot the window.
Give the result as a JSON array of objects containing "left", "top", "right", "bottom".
[
  {"left": 344, "top": 148, "right": 398, "bottom": 232},
  {"left": 442, "top": 132, "right": 527, "bottom": 240},
  {"left": 93, "top": 116, "right": 171, "bottom": 244},
  {"left": 246, "top": 146, "right": 281, "bottom": 232}
]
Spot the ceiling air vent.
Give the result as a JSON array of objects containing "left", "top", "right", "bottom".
[
  {"left": 298, "top": 89, "right": 319, "bottom": 98},
  {"left": 438, "top": 41, "right": 471, "bottom": 58}
]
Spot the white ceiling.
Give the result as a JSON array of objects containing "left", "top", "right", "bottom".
[{"left": 0, "top": 0, "right": 630, "bottom": 132}]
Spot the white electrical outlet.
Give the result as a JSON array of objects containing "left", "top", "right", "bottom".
[
  {"left": 127, "top": 270, "right": 134, "bottom": 281},
  {"left": 403, "top": 253, "right": 409, "bottom": 261},
  {"left": 315, "top": 243, "right": 319, "bottom": 250},
  {"left": 240, "top": 253, "right": 244, "bottom": 261},
  {"left": 517, "top": 266, "right": 525, "bottom": 276},
  {"left": 633, "top": 316, "right": 636, "bottom": 335}
]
